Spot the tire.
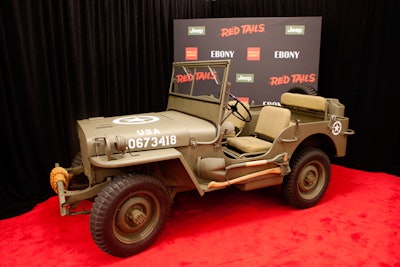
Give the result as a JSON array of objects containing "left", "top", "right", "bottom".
[
  {"left": 90, "top": 174, "right": 170, "bottom": 257},
  {"left": 70, "top": 152, "right": 82, "bottom": 167},
  {"left": 69, "top": 152, "right": 88, "bottom": 190},
  {"left": 287, "top": 84, "right": 318, "bottom": 95},
  {"left": 282, "top": 147, "right": 330, "bottom": 209}
]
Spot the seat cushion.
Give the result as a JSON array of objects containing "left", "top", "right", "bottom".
[{"left": 227, "top": 136, "right": 272, "bottom": 153}]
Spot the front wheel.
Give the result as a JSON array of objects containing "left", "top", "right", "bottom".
[
  {"left": 90, "top": 174, "right": 170, "bottom": 257},
  {"left": 282, "top": 147, "right": 331, "bottom": 209}
]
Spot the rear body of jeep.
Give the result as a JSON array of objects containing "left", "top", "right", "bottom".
[{"left": 50, "top": 59, "right": 353, "bottom": 257}]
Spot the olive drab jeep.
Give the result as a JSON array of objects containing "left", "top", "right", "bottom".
[{"left": 50, "top": 60, "right": 354, "bottom": 257}]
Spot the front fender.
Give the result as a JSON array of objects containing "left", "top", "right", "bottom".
[{"left": 90, "top": 148, "right": 205, "bottom": 196}]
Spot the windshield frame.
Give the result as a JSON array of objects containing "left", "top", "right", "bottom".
[{"left": 167, "top": 60, "right": 231, "bottom": 126}]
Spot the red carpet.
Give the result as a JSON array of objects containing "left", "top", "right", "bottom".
[{"left": 1, "top": 165, "right": 399, "bottom": 267}]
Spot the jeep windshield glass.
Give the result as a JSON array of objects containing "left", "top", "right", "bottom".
[{"left": 170, "top": 65, "right": 224, "bottom": 101}]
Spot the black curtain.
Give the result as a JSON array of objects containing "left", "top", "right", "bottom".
[{"left": 0, "top": 0, "right": 398, "bottom": 219}]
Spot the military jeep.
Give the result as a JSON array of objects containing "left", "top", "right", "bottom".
[{"left": 50, "top": 59, "right": 354, "bottom": 257}]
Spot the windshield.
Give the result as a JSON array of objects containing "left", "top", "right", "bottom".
[
  {"left": 167, "top": 60, "right": 231, "bottom": 126},
  {"left": 170, "top": 64, "right": 226, "bottom": 101}
]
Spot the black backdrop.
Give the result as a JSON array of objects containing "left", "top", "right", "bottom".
[{"left": 0, "top": 0, "right": 398, "bottom": 219}]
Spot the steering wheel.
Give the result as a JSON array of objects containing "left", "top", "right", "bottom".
[{"left": 227, "top": 93, "right": 252, "bottom": 122}]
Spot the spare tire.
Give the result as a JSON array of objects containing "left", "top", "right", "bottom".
[{"left": 287, "top": 84, "right": 318, "bottom": 95}]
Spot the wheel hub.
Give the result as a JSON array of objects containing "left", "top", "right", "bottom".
[
  {"left": 130, "top": 209, "right": 147, "bottom": 227},
  {"left": 116, "top": 196, "right": 151, "bottom": 232},
  {"left": 299, "top": 165, "right": 319, "bottom": 193},
  {"left": 304, "top": 171, "right": 316, "bottom": 186}
]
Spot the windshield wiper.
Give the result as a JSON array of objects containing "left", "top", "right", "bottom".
[
  {"left": 208, "top": 66, "right": 220, "bottom": 85},
  {"left": 182, "top": 66, "right": 191, "bottom": 77}
]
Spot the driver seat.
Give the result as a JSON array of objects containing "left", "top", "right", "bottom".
[{"left": 226, "top": 105, "right": 291, "bottom": 155}]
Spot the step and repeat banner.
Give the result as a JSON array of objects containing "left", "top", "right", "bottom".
[{"left": 174, "top": 17, "right": 321, "bottom": 105}]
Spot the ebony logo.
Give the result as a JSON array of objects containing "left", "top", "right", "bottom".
[
  {"left": 274, "top": 50, "right": 300, "bottom": 59},
  {"left": 210, "top": 50, "right": 235, "bottom": 58}
]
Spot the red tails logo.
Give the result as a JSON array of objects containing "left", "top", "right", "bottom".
[
  {"left": 220, "top": 24, "right": 265, "bottom": 37},
  {"left": 247, "top": 47, "right": 260, "bottom": 61},
  {"left": 185, "top": 47, "right": 198, "bottom": 60},
  {"left": 175, "top": 71, "right": 217, "bottom": 83},
  {"left": 269, "top": 73, "right": 317, "bottom": 86}
]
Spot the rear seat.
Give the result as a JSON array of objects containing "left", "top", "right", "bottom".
[{"left": 280, "top": 92, "right": 327, "bottom": 112}]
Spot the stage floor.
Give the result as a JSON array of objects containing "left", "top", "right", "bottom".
[{"left": 1, "top": 164, "right": 399, "bottom": 266}]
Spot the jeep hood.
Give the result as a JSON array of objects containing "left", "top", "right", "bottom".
[{"left": 77, "top": 110, "right": 217, "bottom": 157}]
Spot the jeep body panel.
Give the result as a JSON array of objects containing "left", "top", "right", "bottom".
[{"left": 77, "top": 110, "right": 217, "bottom": 157}]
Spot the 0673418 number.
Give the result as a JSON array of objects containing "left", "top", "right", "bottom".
[{"left": 127, "top": 135, "right": 177, "bottom": 149}]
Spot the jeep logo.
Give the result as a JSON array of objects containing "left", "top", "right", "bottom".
[
  {"left": 188, "top": 26, "right": 206, "bottom": 36},
  {"left": 285, "top": 25, "right": 305, "bottom": 35},
  {"left": 236, "top": 73, "right": 254, "bottom": 83}
]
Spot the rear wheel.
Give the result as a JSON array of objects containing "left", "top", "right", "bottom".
[
  {"left": 282, "top": 147, "right": 330, "bottom": 209},
  {"left": 90, "top": 174, "right": 170, "bottom": 257}
]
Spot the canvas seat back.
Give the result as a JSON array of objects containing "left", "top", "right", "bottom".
[{"left": 254, "top": 105, "right": 292, "bottom": 141}]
